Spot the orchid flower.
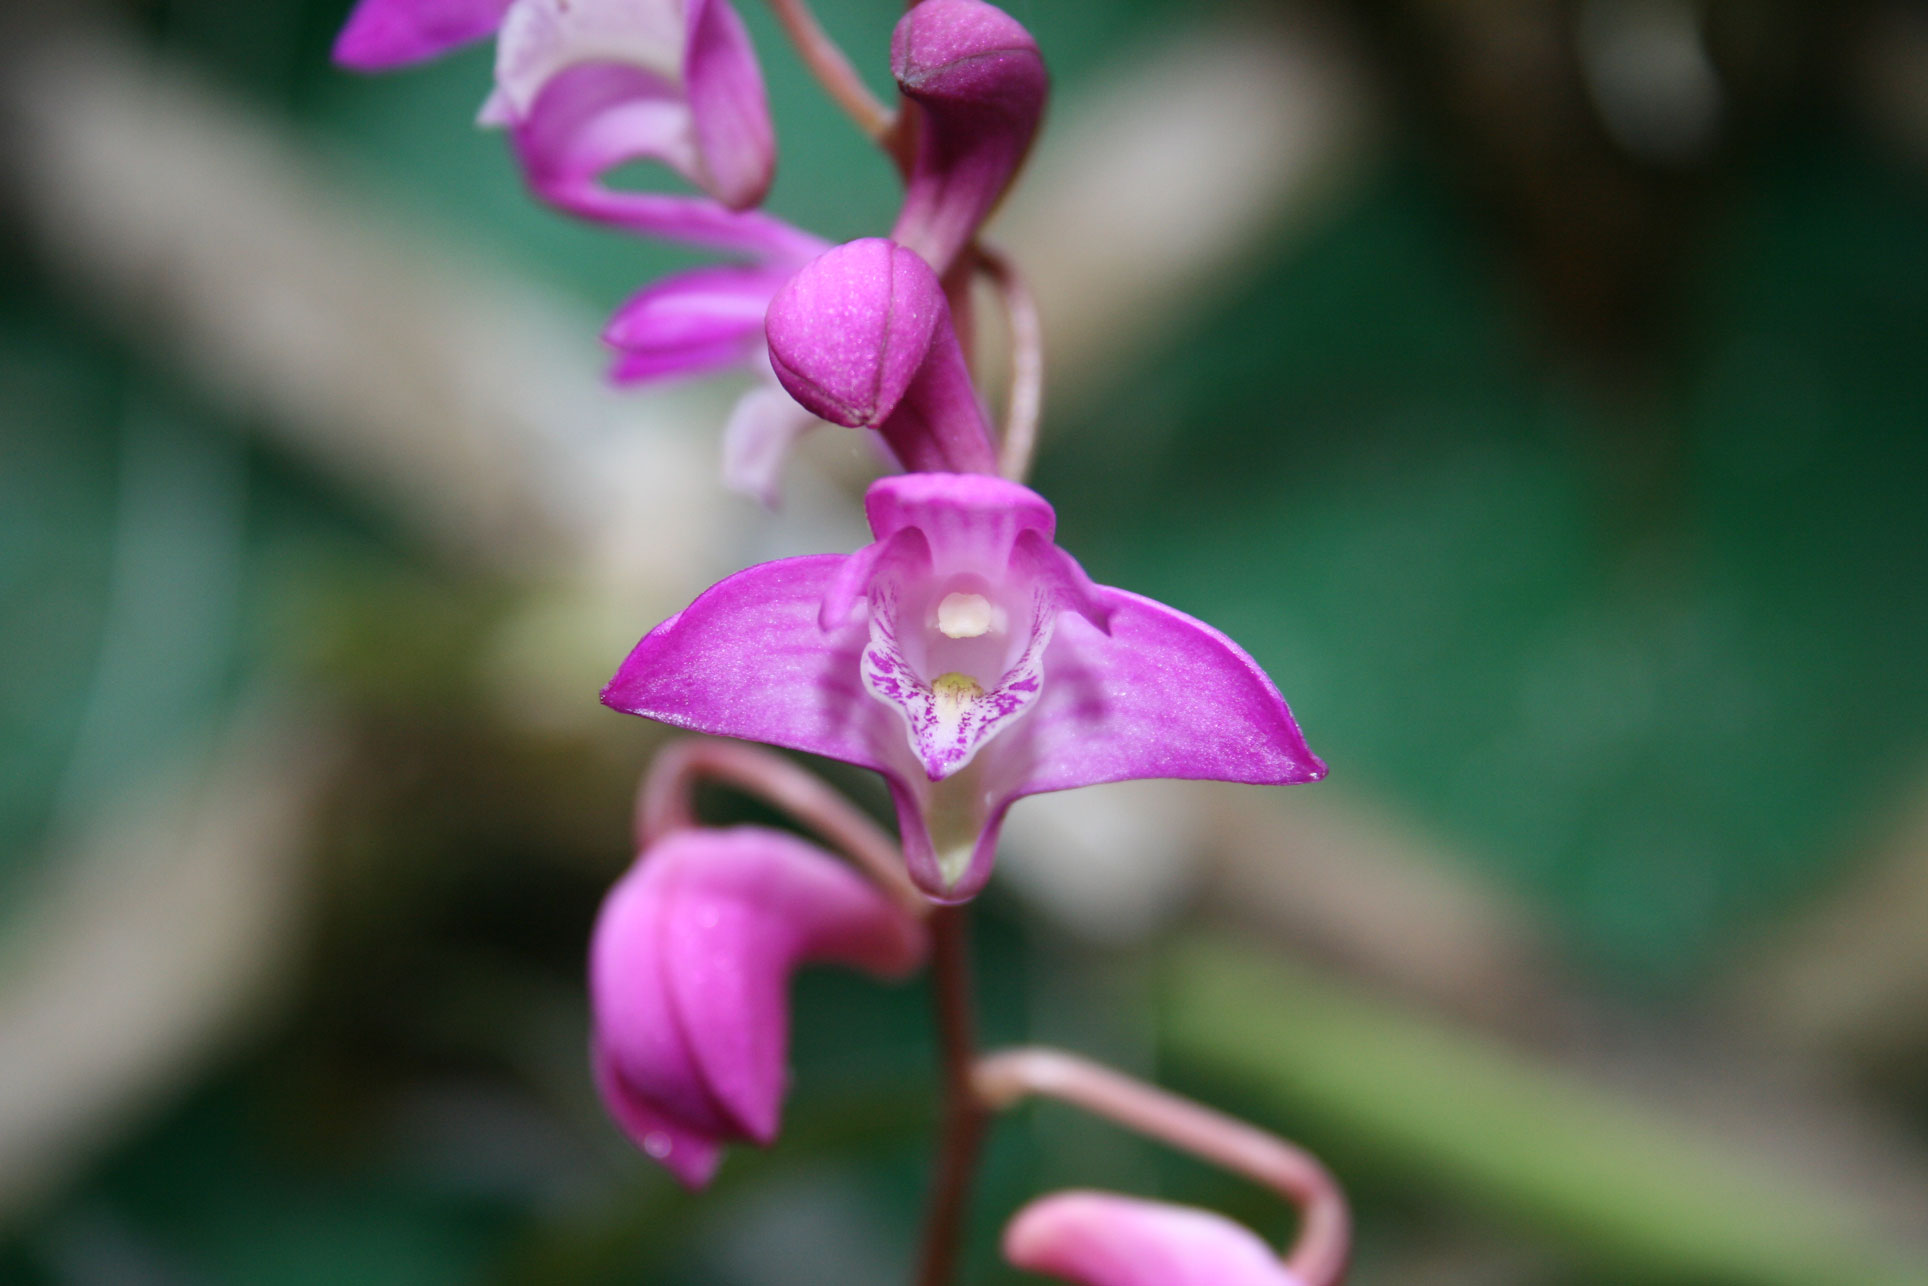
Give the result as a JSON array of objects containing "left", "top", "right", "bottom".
[
  {"left": 889, "top": 0, "right": 1049, "bottom": 275},
  {"left": 591, "top": 825, "right": 927, "bottom": 1187},
  {"left": 1004, "top": 1192, "right": 1310, "bottom": 1286},
  {"left": 602, "top": 472, "right": 1324, "bottom": 902},
  {"left": 335, "top": 0, "right": 821, "bottom": 257}
]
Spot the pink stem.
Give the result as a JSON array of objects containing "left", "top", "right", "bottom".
[
  {"left": 636, "top": 737, "right": 926, "bottom": 918},
  {"left": 912, "top": 906, "right": 985, "bottom": 1286},
  {"left": 973, "top": 1047, "right": 1351, "bottom": 1285},
  {"left": 763, "top": 0, "right": 907, "bottom": 163},
  {"left": 975, "top": 245, "right": 1044, "bottom": 483}
]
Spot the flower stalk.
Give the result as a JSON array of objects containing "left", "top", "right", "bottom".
[
  {"left": 762, "top": 0, "right": 902, "bottom": 151},
  {"left": 637, "top": 736, "right": 925, "bottom": 918},
  {"left": 976, "top": 244, "right": 1044, "bottom": 482},
  {"left": 975, "top": 1048, "right": 1352, "bottom": 1285},
  {"left": 914, "top": 904, "right": 988, "bottom": 1286}
]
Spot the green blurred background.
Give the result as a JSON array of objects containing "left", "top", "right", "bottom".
[{"left": 3, "top": 0, "right": 1927, "bottom": 1281}]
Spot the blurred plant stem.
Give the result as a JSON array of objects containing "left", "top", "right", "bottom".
[
  {"left": 1164, "top": 938, "right": 1928, "bottom": 1286},
  {"left": 913, "top": 905, "right": 986, "bottom": 1286}
]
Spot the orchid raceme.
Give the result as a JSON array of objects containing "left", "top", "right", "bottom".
[
  {"left": 338, "top": 4, "right": 1354, "bottom": 1273},
  {"left": 590, "top": 825, "right": 927, "bottom": 1187},
  {"left": 889, "top": 0, "right": 1049, "bottom": 275},
  {"left": 1003, "top": 1192, "right": 1309, "bottom": 1286},
  {"left": 602, "top": 472, "right": 1324, "bottom": 901}
]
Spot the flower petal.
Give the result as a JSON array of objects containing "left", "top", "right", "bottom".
[
  {"left": 1003, "top": 1191, "right": 1306, "bottom": 1286},
  {"left": 684, "top": 0, "right": 777, "bottom": 209},
  {"left": 720, "top": 382, "right": 820, "bottom": 506},
  {"left": 332, "top": 0, "right": 512, "bottom": 70},
  {"left": 888, "top": 0, "right": 1047, "bottom": 273},
  {"left": 601, "top": 555, "right": 891, "bottom": 770},
  {"left": 660, "top": 827, "right": 926, "bottom": 1143},
  {"left": 590, "top": 850, "right": 740, "bottom": 1141},
  {"left": 1016, "top": 587, "right": 1326, "bottom": 795},
  {"left": 591, "top": 1039, "right": 724, "bottom": 1189},
  {"left": 605, "top": 263, "right": 789, "bottom": 383},
  {"left": 494, "top": 0, "right": 687, "bottom": 119}
]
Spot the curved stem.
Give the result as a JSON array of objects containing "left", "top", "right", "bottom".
[
  {"left": 973, "top": 1047, "right": 1351, "bottom": 1285},
  {"left": 976, "top": 245, "right": 1044, "bottom": 484},
  {"left": 764, "top": 0, "right": 898, "bottom": 144},
  {"left": 913, "top": 905, "right": 986, "bottom": 1286},
  {"left": 636, "top": 737, "right": 925, "bottom": 917}
]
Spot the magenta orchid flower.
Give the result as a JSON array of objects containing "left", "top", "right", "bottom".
[
  {"left": 591, "top": 825, "right": 927, "bottom": 1187},
  {"left": 602, "top": 472, "right": 1324, "bottom": 902},
  {"left": 335, "top": 0, "right": 820, "bottom": 257},
  {"left": 889, "top": 0, "right": 1048, "bottom": 275},
  {"left": 1004, "top": 1191, "right": 1309, "bottom": 1286}
]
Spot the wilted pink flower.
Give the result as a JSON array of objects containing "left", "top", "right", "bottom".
[
  {"left": 335, "top": 0, "right": 815, "bottom": 255},
  {"left": 1004, "top": 1191, "right": 1309, "bottom": 1286},
  {"left": 764, "top": 237, "right": 998, "bottom": 477},
  {"left": 889, "top": 0, "right": 1048, "bottom": 275},
  {"left": 602, "top": 473, "right": 1324, "bottom": 902},
  {"left": 591, "top": 825, "right": 927, "bottom": 1186}
]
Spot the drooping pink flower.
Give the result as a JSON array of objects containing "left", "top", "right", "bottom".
[
  {"left": 764, "top": 238, "right": 999, "bottom": 477},
  {"left": 602, "top": 473, "right": 1324, "bottom": 902},
  {"left": 1003, "top": 1192, "right": 1308, "bottom": 1286},
  {"left": 591, "top": 825, "right": 927, "bottom": 1186},
  {"left": 888, "top": 0, "right": 1048, "bottom": 275},
  {"left": 335, "top": 0, "right": 814, "bottom": 255}
]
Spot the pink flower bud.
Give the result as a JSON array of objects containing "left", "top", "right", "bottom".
[
  {"left": 764, "top": 239, "right": 998, "bottom": 476},
  {"left": 1004, "top": 1191, "right": 1309, "bottom": 1286},
  {"left": 590, "top": 826, "right": 927, "bottom": 1187},
  {"left": 889, "top": 0, "right": 1048, "bottom": 274}
]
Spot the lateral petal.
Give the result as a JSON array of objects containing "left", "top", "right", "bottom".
[
  {"left": 601, "top": 555, "right": 891, "bottom": 771},
  {"left": 1014, "top": 588, "right": 1326, "bottom": 797}
]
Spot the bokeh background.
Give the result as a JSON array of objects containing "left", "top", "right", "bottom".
[{"left": 4, "top": 0, "right": 1928, "bottom": 1281}]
